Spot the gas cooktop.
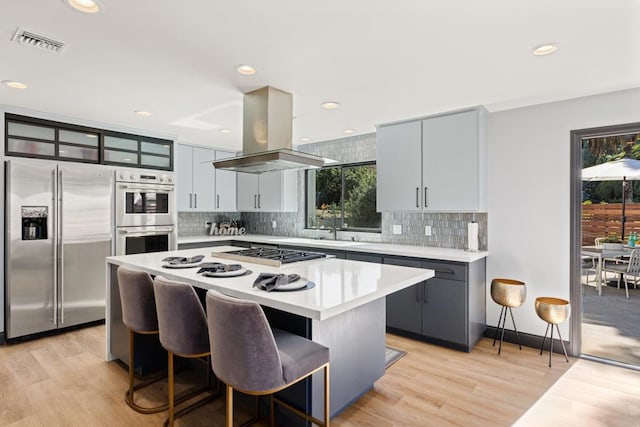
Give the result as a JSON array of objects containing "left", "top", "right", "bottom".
[{"left": 216, "top": 247, "right": 327, "bottom": 267}]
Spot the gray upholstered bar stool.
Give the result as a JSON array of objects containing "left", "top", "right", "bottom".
[
  {"left": 206, "top": 289, "right": 330, "bottom": 427},
  {"left": 117, "top": 265, "right": 167, "bottom": 414},
  {"left": 153, "top": 276, "right": 220, "bottom": 427},
  {"left": 490, "top": 278, "right": 526, "bottom": 354},
  {"left": 535, "top": 297, "right": 571, "bottom": 367}
]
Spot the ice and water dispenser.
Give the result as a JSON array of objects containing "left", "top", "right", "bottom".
[{"left": 21, "top": 206, "right": 48, "bottom": 240}]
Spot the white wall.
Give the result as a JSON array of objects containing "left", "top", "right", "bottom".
[{"left": 487, "top": 87, "right": 640, "bottom": 338}]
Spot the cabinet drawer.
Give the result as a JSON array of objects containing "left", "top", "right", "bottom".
[
  {"left": 346, "top": 253, "right": 382, "bottom": 264},
  {"left": 422, "top": 260, "right": 466, "bottom": 282}
]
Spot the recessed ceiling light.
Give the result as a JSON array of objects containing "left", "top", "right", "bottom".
[
  {"left": 343, "top": 129, "right": 356, "bottom": 135},
  {"left": 300, "top": 137, "right": 311, "bottom": 142},
  {"left": 235, "top": 64, "right": 256, "bottom": 75},
  {"left": 219, "top": 128, "right": 231, "bottom": 134},
  {"left": 2, "top": 80, "right": 28, "bottom": 89},
  {"left": 321, "top": 101, "right": 340, "bottom": 110},
  {"left": 123, "top": 158, "right": 132, "bottom": 162},
  {"left": 64, "top": 0, "right": 102, "bottom": 14},
  {"left": 86, "top": 133, "right": 97, "bottom": 138},
  {"left": 134, "top": 110, "right": 152, "bottom": 117},
  {"left": 533, "top": 43, "right": 558, "bottom": 56}
]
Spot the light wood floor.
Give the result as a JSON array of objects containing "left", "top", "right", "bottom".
[{"left": 1, "top": 325, "right": 639, "bottom": 426}]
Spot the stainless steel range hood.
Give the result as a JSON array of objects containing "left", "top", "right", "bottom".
[{"left": 212, "top": 86, "right": 329, "bottom": 174}]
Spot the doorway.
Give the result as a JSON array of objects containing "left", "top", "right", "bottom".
[{"left": 571, "top": 122, "right": 640, "bottom": 369}]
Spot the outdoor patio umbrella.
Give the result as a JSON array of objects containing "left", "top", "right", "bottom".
[{"left": 582, "top": 158, "right": 640, "bottom": 238}]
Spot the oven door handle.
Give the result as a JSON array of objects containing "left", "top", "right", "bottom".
[
  {"left": 118, "top": 184, "right": 174, "bottom": 192},
  {"left": 118, "top": 227, "right": 174, "bottom": 236}
]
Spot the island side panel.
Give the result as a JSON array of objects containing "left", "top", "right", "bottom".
[{"left": 311, "top": 297, "right": 386, "bottom": 418}]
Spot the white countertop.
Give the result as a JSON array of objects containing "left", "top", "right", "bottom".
[
  {"left": 107, "top": 246, "right": 434, "bottom": 321},
  {"left": 177, "top": 234, "right": 488, "bottom": 263}
]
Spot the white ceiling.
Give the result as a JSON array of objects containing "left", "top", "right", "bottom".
[{"left": 2, "top": 0, "right": 639, "bottom": 151}]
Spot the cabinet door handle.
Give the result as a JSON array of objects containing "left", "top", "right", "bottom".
[
  {"left": 189, "top": 193, "right": 192, "bottom": 208},
  {"left": 254, "top": 194, "right": 257, "bottom": 209},
  {"left": 258, "top": 194, "right": 261, "bottom": 209},
  {"left": 423, "top": 283, "right": 428, "bottom": 303},
  {"left": 216, "top": 194, "right": 220, "bottom": 209},
  {"left": 424, "top": 187, "right": 428, "bottom": 208},
  {"left": 415, "top": 285, "right": 421, "bottom": 302},
  {"left": 435, "top": 268, "right": 455, "bottom": 275},
  {"left": 194, "top": 193, "right": 197, "bottom": 208},
  {"left": 416, "top": 187, "right": 419, "bottom": 208}
]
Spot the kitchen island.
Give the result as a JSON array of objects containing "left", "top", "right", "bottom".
[{"left": 106, "top": 246, "right": 434, "bottom": 421}]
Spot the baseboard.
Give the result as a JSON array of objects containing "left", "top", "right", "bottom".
[
  {"left": 484, "top": 327, "right": 572, "bottom": 356},
  {"left": 3, "top": 319, "right": 104, "bottom": 344}
]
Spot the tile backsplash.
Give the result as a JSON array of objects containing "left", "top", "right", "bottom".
[
  {"left": 178, "top": 211, "right": 241, "bottom": 236},
  {"left": 177, "top": 133, "right": 487, "bottom": 250}
]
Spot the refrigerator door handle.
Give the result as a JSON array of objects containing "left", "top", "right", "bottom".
[
  {"left": 52, "top": 169, "right": 58, "bottom": 326},
  {"left": 58, "top": 170, "right": 64, "bottom": 325}
]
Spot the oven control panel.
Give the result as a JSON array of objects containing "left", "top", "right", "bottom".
[{"left": 115, "top": 169, "right": 174, "bottom": 184}]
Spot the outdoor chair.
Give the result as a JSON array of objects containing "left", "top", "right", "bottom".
[
  {"left": 581, "top": 256, "right": 597, "bottom": 287},
  {"left": 601, "top": 248, "right": 640, "bottom": 298}
]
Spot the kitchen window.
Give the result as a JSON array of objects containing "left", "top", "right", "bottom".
[{"left": 305, "top": 162, "right": 381, "bottom": 232}]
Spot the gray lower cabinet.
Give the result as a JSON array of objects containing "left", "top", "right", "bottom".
[
  {"left": 345, "top": 253, "right": 382, "bottom": 263},
  {"left": 174, "top": 238, "right": 485, "bottom": 351},
  {"left": 384, "top": 258, "right": 423, "bottom": 334},
  {"left": 421, "top": 278, "right": 466, "bottom": 344},
  {"left": 384, "top": 256, "right": 486, "bottom": 352}
]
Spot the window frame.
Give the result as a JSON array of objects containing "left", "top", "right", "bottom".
[{"left": 305, "top": 160, "right": 381, "bottom": 233}]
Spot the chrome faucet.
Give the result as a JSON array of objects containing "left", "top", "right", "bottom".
[
  {"left": 324, "top": 211, "right": 338, "bottom": 240},
  {"left": 331, "top": 211, "right": 338, "bottom": 240}
]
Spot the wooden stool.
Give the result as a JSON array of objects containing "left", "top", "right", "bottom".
[
  {"left": 490, "top": 278, "right": 526, "bottom": 354},
  {"left": 535, "top": 297, "right": 571, "bottom": 367}
]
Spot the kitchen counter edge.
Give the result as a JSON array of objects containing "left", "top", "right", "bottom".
[{"left": 177, "top": 234, "right": 488, "bottom": 263}]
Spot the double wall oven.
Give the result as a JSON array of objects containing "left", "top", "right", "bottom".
[{"left": 115, "top": 169, "right": 177, "bottom": 255}]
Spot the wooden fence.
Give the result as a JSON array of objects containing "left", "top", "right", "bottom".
[{"left": 582, "top": 203, "right": 640, "bottom": 245}]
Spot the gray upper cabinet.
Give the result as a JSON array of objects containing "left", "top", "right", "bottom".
[
  {"left": 376, "top": 108, "right": 486, "bottom": 212},
  {"left": 236, "top": 173, "right": 260, "bottom": 211},
  {"left": 176, "top": 144, "right": 215, "bottom": 211},
  {"left": 214, "top": 150, "right": 237, "bottom": 211},
  {"left": 376, "top": 120, "right": 423, "bottom": 211},
  {"left": 236, "top": 170, "right": 298, "bottom": 212}
]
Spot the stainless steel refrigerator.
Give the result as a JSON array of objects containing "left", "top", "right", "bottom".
[{"left": 5, "top": 159, "right": 113, "bottom": 339}]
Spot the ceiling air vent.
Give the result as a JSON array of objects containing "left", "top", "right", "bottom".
[{"left": 11, "top": 27, "right": 65, "bottom": 54}]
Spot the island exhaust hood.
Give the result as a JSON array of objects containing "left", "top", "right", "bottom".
[{"left": 212, "top": 86, "right": 330, "bottom": 174}]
